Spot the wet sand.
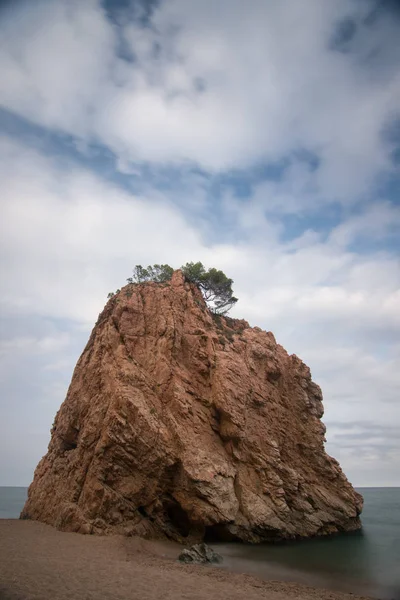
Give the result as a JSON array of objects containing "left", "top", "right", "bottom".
[{"left": 0, "top": 520, "right": 373, "bottom": 600}]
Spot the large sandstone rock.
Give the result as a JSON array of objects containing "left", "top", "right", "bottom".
[{"left": 21, "top": 270, "right": 363, "bottom": 542}]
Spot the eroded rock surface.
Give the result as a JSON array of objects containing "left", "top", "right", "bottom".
[{"left": 21, "top": 270, "right": 363, "bottom": 542}]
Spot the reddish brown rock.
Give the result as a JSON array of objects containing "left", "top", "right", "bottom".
[{"left": 21, "top": 270, "right": 363, "bottom": 542}]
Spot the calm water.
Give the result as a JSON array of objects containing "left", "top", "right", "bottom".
[
  {"left": 1, "top": 487, "right": 399, "bottom": 598},
  {"left": 0, "top": 486, "right": 27, "bottom": 519}
]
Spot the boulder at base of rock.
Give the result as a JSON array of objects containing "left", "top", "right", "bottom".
[{"left": 179, "top": 543, "right": 223, "bottom": 564}]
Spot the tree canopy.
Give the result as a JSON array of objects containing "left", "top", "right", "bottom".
[
  {"left": 181, "top": 262, "right": 238, "bottom": 315},
  {"left": 127, "top": 264, "right": 174, "bottom": 284}
]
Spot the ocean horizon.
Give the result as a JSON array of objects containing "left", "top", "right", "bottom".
[{"left": 1, "top": 486, "right": 399, "bottom": 598}]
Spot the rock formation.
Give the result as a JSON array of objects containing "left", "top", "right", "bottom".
[{"left": 21, "top": 270, "right": 363, "bottom": 542}]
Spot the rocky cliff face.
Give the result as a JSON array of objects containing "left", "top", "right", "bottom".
[{"left": 22, "top": 271, "right": 363, "bottom": 542}]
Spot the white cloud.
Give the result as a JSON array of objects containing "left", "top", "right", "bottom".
[
  {"left": 329, "top": 202, "right": 400, "bottom": 247},
  {"left": 0, "top": 0, "right": 113, "bottom": 135},
  {"left": 0, "top": 0, "right": 399, "bottom": 202},
  {"left": 0, "top": 334, "right": 70, "bottom": 356}
]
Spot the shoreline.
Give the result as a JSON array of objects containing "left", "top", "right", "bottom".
[{"left": 0, "top": 520, "right": 376, "bottom": 600}]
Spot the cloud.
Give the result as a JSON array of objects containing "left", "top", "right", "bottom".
[
  {"left": 0, "top": 0, "right": 114, "bottom": 136},
  {"left": 0, "top": 0, "right": 399, "bottom": 201},
  {"left": 326, "top": 421, "right": 400, "bottom": 487},
  {"left": 0, "top": 333, "right": 71, "bottom": 355},
  {"left": 329, "top": 202, "right": 400, "bottom": 247}
]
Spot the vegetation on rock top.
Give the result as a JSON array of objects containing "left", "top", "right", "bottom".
[{"left": 108, "top": 262, "right": 238, "bottom": 315}]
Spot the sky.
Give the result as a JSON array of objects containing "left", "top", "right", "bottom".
[{"left": 0, "top": 0, "right": 399, "bottom": 488}]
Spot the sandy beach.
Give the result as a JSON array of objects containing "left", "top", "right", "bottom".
[{"left": 0, "top": 520, "right": 374, "bottom": 600}]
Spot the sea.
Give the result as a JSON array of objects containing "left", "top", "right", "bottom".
[{"left": 1, "top": 487, "right": 399, "bottom": 599}]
